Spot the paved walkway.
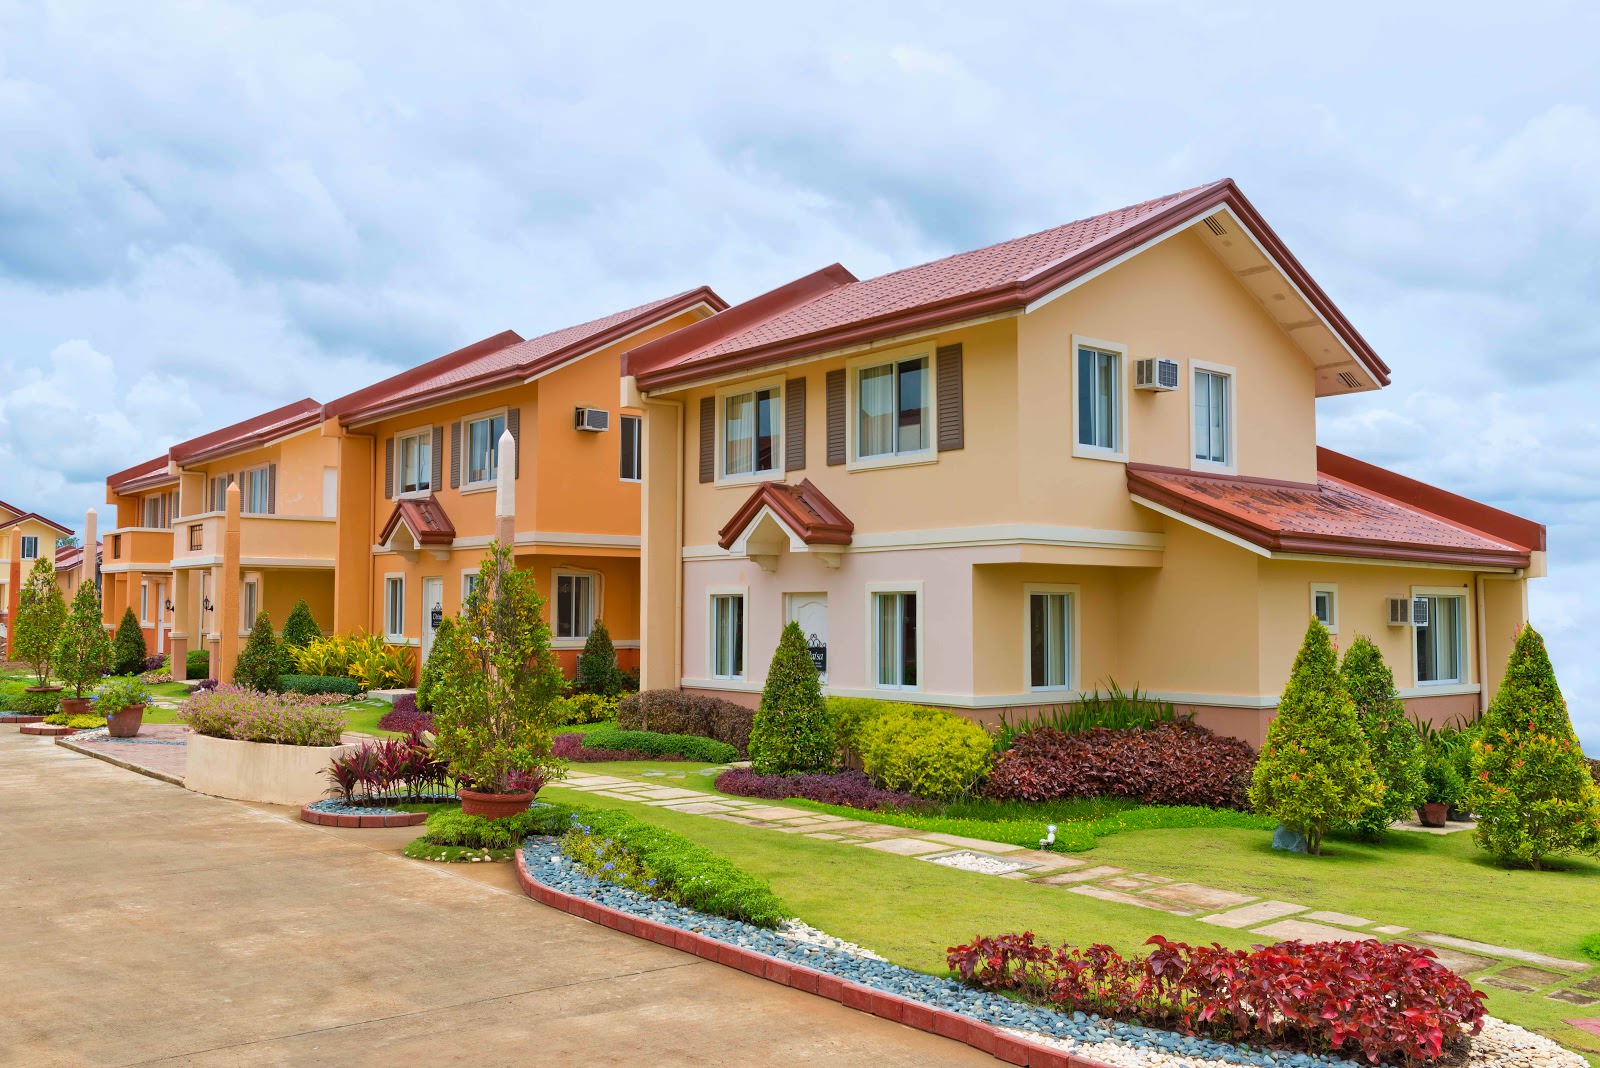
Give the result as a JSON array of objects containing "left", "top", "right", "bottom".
[
  {"left": 558, "top": 768, "right": 1598, "bottom": 1002},
  {"left": 0, "top": 730, "right": 986, "bottom": 1066}
]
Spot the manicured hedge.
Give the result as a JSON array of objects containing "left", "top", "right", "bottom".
[
  {"left": 185, "top": 649, "right": 210, "bottom": 680},
  {"left": 986, "top": 721, "right": 1256, "bottom": 810},
  {"left": 855, "top": 704, "right": 993, "bottom": 800},
  {"left": 421, "top": 807, "right": 564, "bottom": 850},
  {"left": 618, "top": 690, "right": 753, "bottom": 756},
  {"left": 576, "top": 727, "right": 737, "bottom": 764},
  {"left": 279, "top": 674, "right": 361, "bottom": 697},
  {"left": 0, "top": 687, "right": 59, "bottom": 715},
  {"left": 714, "top": 768, "right": 924, "bottom": 811},
  {"left": 552, "top": 731, "right": 674, "bottom": 762}
]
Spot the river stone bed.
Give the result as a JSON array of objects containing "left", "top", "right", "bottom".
[
  {"left": 521, "top": 836, "right": 1361, "bottom": 1068},
  {"left": 306, "top": 795, "right": 456, "bottom": 817},
  {"left": 925, "top": 849, "right": 1030, "bottom": 876}
]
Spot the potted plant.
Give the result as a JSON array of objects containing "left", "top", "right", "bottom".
[
  {"left": 53, "top": 580, "right": 112, "bottom": 715},
  {"left": 1419, "top": 748, "right": 1464, "bottom": 827},
  {"left": 97, "top": 676, "right": 151, "bottom": 738},
  {"left": 13, "top": 556, "right": 67, "bottom": 693},
  {"left": 430, "top": 541, "right": 565, "bottom": 818}
]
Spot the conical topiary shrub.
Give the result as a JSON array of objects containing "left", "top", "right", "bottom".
[
  {"left": 234, "top": 611, "right": 282, "bottom": 693},
  {"left": 1467, "top": 625, "right": 1600, "bottom": 869},
  {"left": 1340, "top": 635, "right": 1425, "bottom": 838},
  {"left": 574, "top": 618, "right": 622, "bottom": 697},
  {"left": 281, "top": 599, "right": 321, "bottom": 650},
  {"left": 1249, "top": 620, "right": 1382, "bottom": 855},
  {"left": 112, "top": 606, "right": 148, "bottom": 677},
  {"left": 14, "top": 556, "right": 67, "bottom": 685},
  {"left": 54, "top": 579, "right": 113, "bottom": 700},
  {"left": 747, "top": 621, "right": 835, "bottom": 774}
]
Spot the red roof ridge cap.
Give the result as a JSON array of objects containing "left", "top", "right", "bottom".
[
  {"left": 170, "top": 398, "right": 323, "bottom": 464},
  {"left": 1015, "top": 179, "right": 1234, "bottom": 286},
  {"left": 322, "top": 330, "right": 525, "bottom": 421}
]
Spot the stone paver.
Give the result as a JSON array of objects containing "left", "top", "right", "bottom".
[
  {"left": 921, "top": 832, "right": 1025, "bottom": 853},
  {"left": 1550, "top": 990, "right": 1600, "bottom": 1007},
  {"left": 1423, "top": 948, "right": 1500, "bottom": 974},
  {"left": 2, "top": 731, "right": 983, "bottom": 1066},
  {"left": 663, "top": 801, "right": 736, "bottom": 814},
  {"left": 1198, "top": 899, "right": 1306, "bottom": 929},
  {"left": 1143, "top": 883, "right": 1255, "bottom": 910},
  {"left": 1304, "top": 909, "right": 1373, "bottom": 927},
  {"left": 858, "top": 837, "right": 950, "bottom": 856},
  {"left": 1254, "top": 919, "right": 1369, "bottom": 943},
  {"left": 1067, "top": 885, "right": 1198, "bottom": 914},
  {"left": 1373, "top": 924, "right": 1408, "bottom": 935},
  {"left": 1415, "top": 933, "right": 1591, "bottom": 973},
  {"left": 1034, "top": 865, "right": 1125, "bottom": 885},
  {"left": 1498, "top": 966, "right": 1566, "bottom": 988}
]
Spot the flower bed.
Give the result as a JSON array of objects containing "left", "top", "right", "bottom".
[
  {"left": 301, "top": 796, "right": 440, "bottom": 828},
  {"left": 552, "top": 731, "right": 674, "bottom": 762},
  {"left": 180, "top": 687, "right": 356, "bottom": 805},
  {"left": 179, "top": 685, "right": 348, "bottom": 746},
  {"left": 714, "top": 768, "right": 925, "bottom": 811}
]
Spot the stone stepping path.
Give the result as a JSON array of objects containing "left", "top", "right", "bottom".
[{"left": 556, "top": 767, "right": 1600, "bottom": 1010}]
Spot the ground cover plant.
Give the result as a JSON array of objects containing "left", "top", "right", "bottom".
[
  {"left": 618, "top": 689, "right": 753, "bottom": 755},
  {"left": 552, "top": 731, "right": 677, "bottom": 762},
  {"left": 748, "top": 621, "right": 835, "bottom": 773},
  {"left": 992, "top": 681, "right": 1178, "bottom": 751},
  {"left": 715, "top": 768, "right": 924, "bottom": 810},
  {"left": 570, "top": 726, "right": 736, "bottom": 764},
  {"left": 947, "top": 932, "right": 1486, "bottom": 1065},
  {"left": 376, "top": 693, "right": 433, "bottom": 734},
  {"left": 403, "top": 805, "right": 566, "bottom": 862},
  {"left": 179, "top": 684, "right": 347, "bottom": 746}
]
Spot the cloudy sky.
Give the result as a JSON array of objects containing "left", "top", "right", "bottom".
[{"left": 1, "top": 2, "right": 1595, "bottom": 745}]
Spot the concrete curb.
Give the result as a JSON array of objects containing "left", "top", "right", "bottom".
[
  {"left": 512, "top": 850, "right": 1112, "bottom": 1068},
  {"left": 300, "top": 805, "right": 427, "bottom": 829},
  {"left": 0, "top": 715, "right": 46, "bottom": 724},
  {"left": 56, "top": 737, "right": 185, "bottom": 787}
]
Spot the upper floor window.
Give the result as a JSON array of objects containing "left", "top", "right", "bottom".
[
  {"left": 397, "top": 430, "right": 432, "bottom": 495},
  {"left": 1193, "top": 367, "right": 1232, "bottom": 467},
  {"left": 142, "top": 492, "right": 173, "bottom": 529},
  {"left": 554, "top": 572, "right": 596, "bottom": 640},
  {"left": 1415, "top": 592, "right": 1466, "bottom": 685},
  {"left": 723, "top": 387, "right": 780, "bottom": 478},
  {"left": 858, "top": 356, "right": 930, "bottom": 459},
  {"left": 210, "top": 473, "right": 234, "bottom": 512},
  {"left": 112, "top": 534, "right": 123, "bottom": 559},
  {"left": 1076, "top": 344, "right": 1122, "bottom": 455},
  {"left": 20, "top": 535, "right": 38, "bottom": 560},
  {"left": 466, "top": 414, "right": 505, "bottom": 486},
  {"left": 620, "top": 414, "right": 642, "bottom": 482},
  {"left": 240, "top": 467, "right": 271, "bottom": 514}
]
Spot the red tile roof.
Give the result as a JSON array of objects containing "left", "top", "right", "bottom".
[
  {"left": 55, "top": 541, "right": 100, "bottom": 571},
  {"left": 718, "top": 479, "right": 854, "bottom": 550},
  {"left": 169, "top": 399, "right": 324, "bottom": 466},
  {"left": 0, "top": 511, "right": 74, "bottom": 536},
  {"left": 1127, "top": 452, "right": 1542, "bottom": 568},
  {"left": 626, "top": 178, "right": 1390, "bottom": 391},
  {"left": 378, "top": 496, "right": 457, "bottom": 546},
  {"left": 326, "top": 287, "right": 727, "bottom": 425},
  {"left": 107, "top": 455, "right": 176, "bottom": 495}
]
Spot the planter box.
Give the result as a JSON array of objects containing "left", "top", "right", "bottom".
[{"left": 186, "top": 733, "right": 358, "bottom": 806}]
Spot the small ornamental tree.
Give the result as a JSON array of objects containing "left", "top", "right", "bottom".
[
  {"left": 1249, "top": 620, "right": 1382, "bottom": 855},
  {"left": 281, "top": 599, "right": 321, "bottom": 650},
  {"left": 574, "top": 618, "right": 622, "bottom": 697},
  {"left": 416, "top": 615, "right": 452, "bottom": 712},
  {"left": 1340, "top": 635, "right": 1426, "bottom": 838},
  {"left": 234, "top": 611, "right": 282, "bottom": 693},
  {"left": 748, "top": 621, "right": 836, "bottom": 774},
  {"left": 1466, "top": 625, "right": 1600, "bottom": 869},
  {"left": 430, "top": 542, "right": 565, "bottom": 794},
  {"left": 13, "top": 556, "right": 67, "bottom": 684},
  {"left": 112, "top": 606, "right": 148, "bottom": 676},
  {"left": 54, "top": 580, "right": 112, "bottom": 699}
]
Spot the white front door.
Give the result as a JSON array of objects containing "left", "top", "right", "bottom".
[
  {"left": 785, "top": 593, "right": 828, "bottom": 682},
  {"left": 421, "top": 577, "right": 444, "bottom": 663}
]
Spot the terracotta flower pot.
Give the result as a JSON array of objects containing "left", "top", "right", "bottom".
[
  {"left": 24, "top": 685, "right": 62, "bottom": 694},
  {"left": 106, "top": 704, "right": 145, "bottom": 738},
  {"left": 58, "top": 697, "right": 93, "bottom": 716},
  {"left": 1419, "top": 802, "right": 1449, "bottom": 828},
  {"left": 458, "top": 788, "right": 535, "bottom": 819}
]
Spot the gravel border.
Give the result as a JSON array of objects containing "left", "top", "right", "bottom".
[{"left": 305, "top": 795, "right": 456, "bottom": 817}]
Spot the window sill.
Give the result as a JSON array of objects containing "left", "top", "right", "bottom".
[
  {"left": 397, "top": 490, "right": 435, "bottom": 500},
  {"left": 846, "top": 450, "right": 938, "bottom": 473},
  {"left": 1190, "top": 459, "right": 1236, "bottom": 476},
  {"left": 457, "top": 482, "right": 497, "bottom": 496},
  {"left": 1071, "top": 445, "right": 1127, "bottom": 464},
  {"left": 713, "top": 470, "right": 784, "bottom": 490}
]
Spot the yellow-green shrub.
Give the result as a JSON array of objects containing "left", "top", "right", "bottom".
[
  {"left": 290, "top": 630, "right": 413, "bottom": 689},
  {"left": 854, "top": 704, "right": 993, "bottom": 800}
]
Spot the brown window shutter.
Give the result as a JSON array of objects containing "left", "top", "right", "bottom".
[
  {"left": 207, "top": 477, "right": 216, "bottom": 512},
  {"left": 825, "top": 369, "right": 846, "bottom": 465},
  {"left": 449, "top": 421, "right": 461, "bottom": 488},
  {"left": 784, "top": 378, "right": 806, "bottom": 472},
  {"left": 384, "top": 437, "right": 395, "bottom": 499},
  {"left": 698, "top": 396, "right": 715, "bottom": 482},
  {"left": 267, "top": 463, "right": 277, "bottom": 514},
  {"left": 936, "top": 343, "right": 964, "bottom": 452},
  {"left": 505, "top": 408, "right": 521, "bottom": 477},
  {"left": 430, "top": 426, "right": 444, "bottom": 491}
]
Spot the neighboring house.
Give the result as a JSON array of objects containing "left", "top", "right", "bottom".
[
  {"left": 0, "top": 499, "right": 75, "bottom": 658},
  {"left": 321, "top": 288, "right": 726, "bottom": 678},
  {"left": 621, "top": 179, "right": 1545, "bottom": 745},
  {"left": 103, "top": 455, "right": 181, "bottom": 656},
  {"left": 55, "top": 540, "right": 102, "bottom": 602}
]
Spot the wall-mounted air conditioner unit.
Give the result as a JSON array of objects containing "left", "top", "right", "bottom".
[
  {"left": 1388, "top": 597, "right": 1429, "bottom": 626},
  {"left": 574, "top": 407, "right": 610, "bottom": 432},
  {"left": 1134, "top": 357, "right": 1180, "bottom": 392}
]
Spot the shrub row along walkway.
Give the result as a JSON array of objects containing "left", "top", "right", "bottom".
[{"left": 557, "top": 769, "right": 1599, "bottom": 1004}]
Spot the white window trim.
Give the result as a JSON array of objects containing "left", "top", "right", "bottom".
[
  {"left": 844, "top": 345, "right": 940, "bottom": 473},
  {"left": 551, "top": 568, "right": 603, "bottom": 647},
  {"left": 619, "top": 413, "right": 643, "bottom": 483},
  {"left": 239, "top": 572, "right": 262, "bottom": 635},
  {"left": 1188, "top": 358, "right": 1238, "bottom": 474},
  {"left": 1411, "top": 585, "right": 1471, "bottom": 688},
  {"left": 865, "top": 580, "right": 925, "bottom": 692},
  {"left": 713, "top": 375, "right": 785, "bottom": 488},
  {"left": 461, "top": 407, "right": 510, "bottom": 491},
  {"left": 460, "top": 567, "right": 480, "bottom": 605},
  {"left": 1022, "top": 583, "right": 1080, "bottom": 694},
  {"left": 1070, "top": 335, "right": 1129, "bottom": 462},
  {"left": 1310, "top": 582, "right": 1339, "bottom": 633},
  {"left": 139, "top": 581, "right": 151, "bottom": 627},
  {"left": 707, "top": 584, "right": 749, "bottom": 681},
  {"left": 394, "top": 424, "right": 435, "bottom": 498},
  {"left": 19, "top": 535, "right": 39, "bottom": 560},
  {"left": 383, "top": 573, "right": 407, "bottom": 643}
]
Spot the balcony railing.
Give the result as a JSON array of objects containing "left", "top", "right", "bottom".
[{"left": 170, "top": 512, "right": 338, "bottom": 567}]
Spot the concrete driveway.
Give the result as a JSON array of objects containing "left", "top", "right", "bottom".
[{"left": 0, "top": 731, "right": 985, "bottom": 1066}]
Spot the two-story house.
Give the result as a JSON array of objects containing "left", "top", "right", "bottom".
[
  {"left": 320, "top": 288, "right": 725, "bottom": 677},
  {"left": 102, "top": 456, "right": 181, "bottom": 655},
  {"left": 622, "top": 179, "right": 1545, "bottom": 745},
  {"left": 1, "top": 499, "right": 74, "bottom": 657}
]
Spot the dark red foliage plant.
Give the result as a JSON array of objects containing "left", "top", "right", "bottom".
[
  {"left": 324, "top": 731, "right": 449, "bottom": 804},
  {"left": 714, "top": 768, "right": 925, "bottom": 811},
  {"left": 985, "top": 721, "right": 1256, "bottom": 809},
  {"left": 378, "top": 694, "right": 433, "bottom": 734},
  {"left": 551, "top": 731, "right": 681, "bottom": 763},
  {"left": 947, "top": 932, "right": 1486, "bottom": 1066}
]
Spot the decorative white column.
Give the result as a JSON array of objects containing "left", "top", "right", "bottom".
[
  {"left": 80, "top": 508, "right": 98, "bottom": 592},
  {"left": 494, "top": 427, "right": 515, "bottom": 548}
]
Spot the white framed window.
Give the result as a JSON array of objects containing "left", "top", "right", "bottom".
[
  {"left": 709, "top": 590, "right": 747, "bottom": 680},
  {"left": 620, "top": 414, "right": 642, "bottom": 482},
  {"left": 20, "top": 535, "right": 38, "bottom": 559},
  {"left": 718, "top": 378, "right": 782, "bottom": 481},
  {"left": 396, "top": 429, "right": 433, "bottom": 495},
  {"left": 1311, "top": 583, "right": 1339, "bottom": 632},
  {"left": 384, "top": 575, "right": 406, "bottom": 641},
  {"left": 1414, "top": 588, "right": 1468, "bottom": 685},
  {"left": 554, "top": 570, "right": 599, "bottom": 640},
  {"left": 465, "top": 412, "right": 507, "bottom": 486},
  {"left": 461, "top": 569, "right": 480, "bottom": 604},
  {"left": 240, "top": 466, "right": 271, "bottom": 514},
  {"left": 856, "top": 354, "right": 931, "bottom": 460},
  {"left": 139, "top": 582, "right": 151, "bottom": 626},
  {"left": 1191, "top": 362, "right": 1235, "bottom": 470},
  {"left": 1072, "top": 337, "right": 1126, "bottom": 460},
  {"left": 868, "top": 583, "right": 922, "bottom": 690},
  {"left": 1025, "top": 584, "right": 1077, "bottom": 691},
  {"left": 241, "top": 576, "right": 260, "bottom": 632}
]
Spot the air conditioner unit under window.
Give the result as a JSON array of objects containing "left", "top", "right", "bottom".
[
  {"left": 574, "top": 407, "right": 610, "bottom": 432},
  {"left": 1134, "top": 357, "right": 1180, "bottom": 392},
  {"left": 1387, "top": 597, "right": 1430, "bottom": 626}
]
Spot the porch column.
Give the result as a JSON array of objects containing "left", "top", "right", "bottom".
[
  {"left": 169, "top": 570, "right": 191, "bottom": 675},
  {"left": 80, "top": 509, "right": 98, "bottom": 593},
  {"left": 216, "top": 483, "right": 241, "bottom": 686}
]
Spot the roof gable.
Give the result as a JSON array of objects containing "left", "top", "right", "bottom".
[
  {"left": 717, "top": 479, "right": 854, "bottom": 551},
  {"left": 378, "top": 496, "right": 457, "bottom": 549}
]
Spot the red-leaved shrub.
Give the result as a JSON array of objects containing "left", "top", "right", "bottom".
[
  {"left": 552, "top": 731, "right": 682, "bottom": 763},
  {"left": 378, "top": 694, "right": 433, "bottom": 735},
  {"left": 985, "top": 721, "right": 1255, "bottom": 809},
  {"left": 715, "top": 768, "right": 925, "bottom": 810},
  {"left": 947, "top": 932, "right": 1485, "bottom": 1065}
]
